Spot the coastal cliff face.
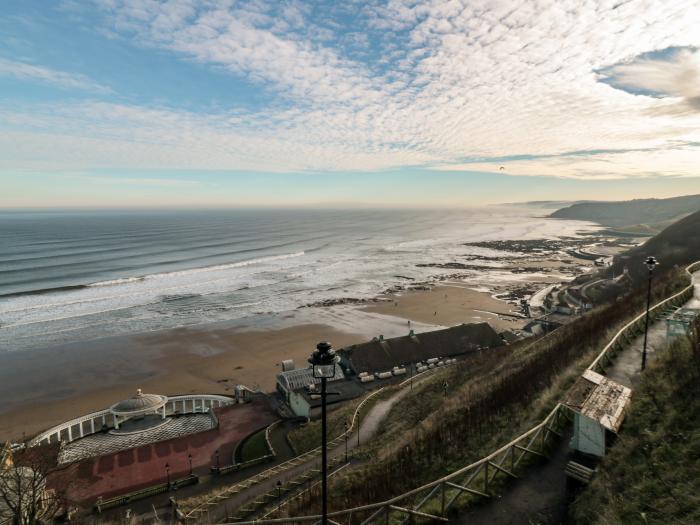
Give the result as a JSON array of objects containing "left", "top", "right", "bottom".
[
  {"left": 614, "top": 208, "right": 700, "bottom": 281},
  {"left": 549, "top": 194, "right": 700, "bottom": 231}
]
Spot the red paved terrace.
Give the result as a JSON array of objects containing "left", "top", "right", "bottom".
[{"left": 48, "top": 397, "right": 276, "bottom": 504}]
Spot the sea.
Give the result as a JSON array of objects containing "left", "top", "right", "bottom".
[{"left": 0, "top": 207, "right": 595, "bottom": 353}]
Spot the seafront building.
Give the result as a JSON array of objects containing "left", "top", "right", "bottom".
[
  {"left": 15, "top": 321, "right": 509, "bottom": 513},
  {"left": 20, "top": 388, "right": 276, "bottom": 507},
  {"left": 275, "top": 322, "right": 505, "bottom": 418}
]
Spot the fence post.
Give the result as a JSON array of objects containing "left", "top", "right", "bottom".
[
  {"left": 483, "top": 463, "right": 489, "bottom": 494},
  {"left": 510, "top": 445, "right": 515, "bottom": 472},
  {"left": 541, "top": 426, "right": 546, "bottom": 451},
  {"left": 441, "top": 482, "right": 446, "bottom": 516}
]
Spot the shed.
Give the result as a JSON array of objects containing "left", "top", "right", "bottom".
[{"left": 564, "top": 369, "right": 631, "bottom": 457}]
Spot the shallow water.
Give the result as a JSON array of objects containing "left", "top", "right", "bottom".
[{"left": 0, "top": 207, "right": 596, "bottom": 352}]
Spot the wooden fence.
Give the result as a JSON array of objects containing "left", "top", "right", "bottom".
[{"left": 214, "top": 261, "right": 698, "bottom": 525}]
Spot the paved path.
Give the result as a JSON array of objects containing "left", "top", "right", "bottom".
[
  {"left": 607, "top": 270, "right": 699, "bottom": 389},
  {"left": 452, "top": 271, "right": 700, "bottom": 525},
  {"left": 199, "top": 371, "right": 439, "bottom": 522},
  {"left": 454, "top": 429, "right": 572, "bottom": 525}
]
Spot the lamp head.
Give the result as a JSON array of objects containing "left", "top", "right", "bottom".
[
  {"left": 308, "top": 341, "right": 339, "bottom": 378},
  {"left": 645, "top": 256, "right": 658, "bottom": 271}
]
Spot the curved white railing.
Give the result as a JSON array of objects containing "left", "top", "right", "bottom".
[{"left": 29, "top": 393, "right": 236, "bottom": 447}]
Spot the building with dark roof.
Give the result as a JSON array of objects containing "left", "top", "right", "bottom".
[
  {"left": 340, "top": 322, "right": 503, "bottom": 376},
  {"left": 289, "top": 379, "right": 367, "bottom": 418}
]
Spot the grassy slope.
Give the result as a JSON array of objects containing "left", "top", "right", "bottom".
[
  {"left": 289, "top": 269, "right": 690, "bottom": 515},
  {"left": 549, "top": 194, "right": 700, "bottom": 229},
  {"left": 572, "top": 320, "right": 700, "bottom": 525},
  {"left": 238, "top": 428, "right": 271, "bottom": 462}
]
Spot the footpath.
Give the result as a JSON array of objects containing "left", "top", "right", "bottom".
[{"left": 452, "top": 270, "right": 700, "bottom": 525}]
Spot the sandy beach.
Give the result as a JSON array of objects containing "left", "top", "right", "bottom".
[
  {"left": 364, "top": 284, "right": 524, "bottom": 331},
  {"left": 0, "top": 284, "right": 518, "bottom": 442}
]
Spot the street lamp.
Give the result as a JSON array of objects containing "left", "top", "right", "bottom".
[
  {"left": 641, "top": 256, "right": 659, "bottom": 371},
  {"left": 308, "top": 341, "right": 339, "bottom": 525},
  {"left": 188, "top": 453, "right": 193, "bottom": 476},
  {"left": 343, "top": 421, "right": 349, "bottom": 463},
  {"left": 165, "top": 462, "right": 171, "bottom": 488}
]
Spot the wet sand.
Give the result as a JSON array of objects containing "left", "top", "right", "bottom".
[
  {"left": 0, "top": 284, "right": 522, "bottom": 442},
  {"left": 364, "top": 284, "right": 524, "bottom": 332},
  {"left": 0, "top": 323, "right": 359, "bottom": 442}
]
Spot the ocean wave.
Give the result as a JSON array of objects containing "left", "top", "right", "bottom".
[{"left": 88, "top": 251, "right": 305, "bottom": 287}]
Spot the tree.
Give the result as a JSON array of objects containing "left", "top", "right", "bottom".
[{"left": 0, "top": 445, "right": 61, "bottom": 525}]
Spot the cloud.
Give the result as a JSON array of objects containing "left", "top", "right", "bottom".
[
  {"left": 2, "top": 0, "right": 700, "bottom": 177},
  {"left": 66, "top": 174, "right": 202, "bottom": 186},
  {"left": 0, "top": 58, "right": 111, "bottom": 93},
  {"left": 434, "top": 144, "right": 700, "bottom": 179},
  {"left": 598, "top": 47, "right": 700, "bottom": 113}
]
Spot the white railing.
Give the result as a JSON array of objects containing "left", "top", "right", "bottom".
[{"left": 29, "top": 394, "right": 236, "bottom": 447}]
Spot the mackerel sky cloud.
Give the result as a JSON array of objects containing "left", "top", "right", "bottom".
[{"left": 1, "top": 0, "right": 700, "bottom": 202}]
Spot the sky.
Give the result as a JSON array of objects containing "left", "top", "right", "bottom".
[{"left": 1, "top": 0, "right": 699, "bottom": 208}]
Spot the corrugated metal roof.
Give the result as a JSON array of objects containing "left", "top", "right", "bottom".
[{"left": 277, "top": 365, "right": 344, "bottom": 391}]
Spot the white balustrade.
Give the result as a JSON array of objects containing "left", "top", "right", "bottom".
[{"left": 29, "top": 394, "right": 235, "bottom": 447}]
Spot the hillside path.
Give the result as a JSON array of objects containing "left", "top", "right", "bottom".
[{"left": 453, "top": 270, "right": 700, "bottom": 525}]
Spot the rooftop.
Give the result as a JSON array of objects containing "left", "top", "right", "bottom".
[
  {"left": 110, "top": 389, "right": 168, "bottom": 416},
  {"left": 277, "top": 364, "right": 345, "bottom": 392},
  {"left": 296, "top": 379, "right": 367, "bottom": 408},
  {"left": 58, "top": 413, "right": 216, "bottom": 465},
  {"left": 341, "top": 322, "right": 503, "bottom": 375},
  {"left": 565, "top": 369, "right": 632, "bottom": 432}
]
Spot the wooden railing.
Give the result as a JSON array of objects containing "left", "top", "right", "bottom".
[
  {"left": 588, "top": 261, "right": 699, "bottom": 373},
  {"left": 216, "top": 261, "right": 699, "bottom": 525},
  {"left": 184, "top": 363, "right": 460, "bottom": 520},
  {"left": 182, "top": 386, "right": 388, "bottom": 519}
]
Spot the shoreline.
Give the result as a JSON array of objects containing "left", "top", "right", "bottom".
[
  {"left": 0, "top": 231, "right": 632, "bottom": 443},
  {"left": 0, "top": 285, "right": 516, "bottom": 442}
]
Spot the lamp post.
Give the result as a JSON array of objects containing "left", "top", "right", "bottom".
[
  {"left": 165, "top": 462, "right": 171, "bottom": 488},
  {"left": 343, "top": 421, "right": 349, "bottom": 463},
  {"left": 308, "top": 341, "right": 339, "bottom": 525},
  {"left": 188, "top": 453, "right": 193, "bottom": 476},
  {"left": 641, "top": 256, "right": 659, "bottom": 371}
]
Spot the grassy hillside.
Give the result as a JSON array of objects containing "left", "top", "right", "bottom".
[
  {"left": 550, "top": 194, "right": 700, "bottom": 230},
  {"left": 285, "top": 268, "right": 690, "bottom": 517},
  {"left": 571, "top": 318, "right": 700, "bottom": 524},
  {"left": 614, "top": 208, "right": 700, "bottom": 282}
]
